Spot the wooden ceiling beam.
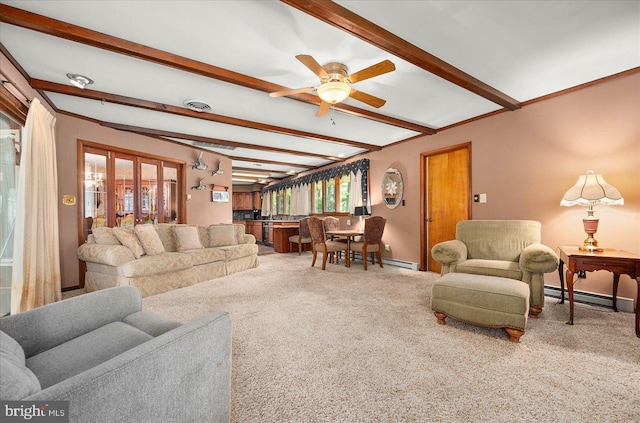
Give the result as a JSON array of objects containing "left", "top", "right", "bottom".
[
  {"left": 0, "top": 4, "right": 435, "bottom": 134},
  {"left": 100, "top": 122, "right": 343, "bottom": 163},
  {"left": 282, "top": 0, "right": 521, "bottom": 111},
  {"left": 30, "top": 79, "right": 380, "bottom": 151}
]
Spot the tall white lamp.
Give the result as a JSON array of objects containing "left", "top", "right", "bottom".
[{"left": 560, "top": 170, "right": 624, "bottom": 252}]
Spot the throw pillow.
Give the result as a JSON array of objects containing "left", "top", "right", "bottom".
[
  {"left": 134, "top": 225, "right": 165, "bottom": 256},
  {"left": 92, "top": 227, "right": 121, "bottom": 245},
  {"left": 173, "top": 226, "right": 203, "bottom": 251},
  {"left": 233, "top": 224, "right": 245, "bottom": 244},
  {"left": 112, "top": 227, "right": 146, "bottom": 259},
  {"left": 209, "top": 224, "right": 237, "bottom": 247},
  {"left": 0, "top": 331, "right": 42, "bottom": 400}
]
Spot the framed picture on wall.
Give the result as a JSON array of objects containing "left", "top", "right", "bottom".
[{"left": 212, "top": 191, "right": 229, "bottom": 203}]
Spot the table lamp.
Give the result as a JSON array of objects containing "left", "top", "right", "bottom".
[{"left": 560, "top": 170, "right": 624, "bottom": 252}]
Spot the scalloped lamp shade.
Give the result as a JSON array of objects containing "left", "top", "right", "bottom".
[{"left": 561, "top": 170, "right": 624, "bottom": 251}]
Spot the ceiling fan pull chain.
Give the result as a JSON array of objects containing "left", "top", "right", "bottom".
[{"left": 330, "top": 104, "right": 336, "bottom": 126}]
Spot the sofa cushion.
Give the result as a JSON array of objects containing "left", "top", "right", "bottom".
[
  {"left": 182, "top": 248, "right": 226, "bottom": 266},
  {"left": 234, "top": 224, "right": 246, "bottom": 244},
  {"left": 0, "top": 330, "right": 41, "bottom": 400},
  {"left": 155, "top": 223, "right": 180, "bottom": 252},
  {"left": 456, "top": 259, "right": 523, "bottom": 281},
  {"left": 26, "top": 321, "right": 153, "bottom": 389},
  {"left": 209, "top": 225, "right": 237, "bottom": 247},
  {"left": 173, "top": 226, "right": 203, "bottom": 251},
  {"left": 92, "top": 227, "right": 121, "bottom": 245},
  {"left": 121, "top": 252, "right": 193, "bottom": 278},
  {"left": 219, "top": 243, "right": 259, "bottom": 261},
  {"left": 113, "top": 227, "right": 146, "bottom": 259},
  {"left": 135, "top": 224, "right": 166, "bottom": 256}
]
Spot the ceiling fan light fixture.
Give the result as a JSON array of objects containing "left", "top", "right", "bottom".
[
  {"left": 66, "top": 73, "right": 93, "bottom": 89},
  {"left": 317, "top": 81, "right": 351, "bottom": 104}
]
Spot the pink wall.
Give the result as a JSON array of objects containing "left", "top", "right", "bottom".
[
  {"left": 55, "top": 114, "right": 232, "bottom": 288},
  {"left": 355, "top": 72, "right": 639, "bottom": 299}
]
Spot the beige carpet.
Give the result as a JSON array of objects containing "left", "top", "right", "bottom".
[{"left": 143, "top": 253, "right": 640, "bottom": 423}]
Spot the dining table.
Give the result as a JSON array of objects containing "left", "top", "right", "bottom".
[{"left": 325, "top": 229, "right": 363, "bottom": 268}]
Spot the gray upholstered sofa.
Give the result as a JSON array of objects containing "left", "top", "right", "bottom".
[
  {"left": 77, "top": 223, "right": 258, "bottom": 297},
  {"left": 0, "top": 286, "right": 231, "bottom": 422},
  {"left": 431, "top": 220, "right": 558, "bottom": 316}
]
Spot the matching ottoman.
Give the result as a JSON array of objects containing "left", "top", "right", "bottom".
[{"left": 431, "top": 273, "right": 530, "bottom": 342}]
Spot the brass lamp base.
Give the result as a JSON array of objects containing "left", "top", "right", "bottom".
[{"left": 580, "top": 217, "right": 603, "bottom": 252}]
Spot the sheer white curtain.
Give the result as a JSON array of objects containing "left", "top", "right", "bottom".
[
  {"left": 349, "top": 170, "right": 371, "bottom": 214},
  {"left": 291, "top": 184, "right": 311, "bottom": 216},
  {"left": 11, "top": 98, "right": 61, "bottom": 313}
]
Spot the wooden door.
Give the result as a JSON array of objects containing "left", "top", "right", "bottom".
[{"left": 420, "top": 143, "right": 471, "bottom": 272}]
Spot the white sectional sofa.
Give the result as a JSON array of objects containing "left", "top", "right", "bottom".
[{"left": 77, "top": 223, "right": 259, "bottom": 297}]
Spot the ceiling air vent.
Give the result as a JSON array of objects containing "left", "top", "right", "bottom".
[{"left": 183, "top": 99, "right": 212, "bottom": 113}]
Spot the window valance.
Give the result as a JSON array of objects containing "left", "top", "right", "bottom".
[{"left": 262, "top": 158, "right": 369, "bottom": 194}]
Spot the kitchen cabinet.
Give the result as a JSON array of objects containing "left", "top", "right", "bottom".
[
  {"left": 232, "top": 191, "right": 262, "bottom": 211},
  {"left": 245, "top": 220, "right": 262, "bottom": 242},
  {"left": 252, "top": 191, "right": 262, "bottom": 210},
  {"left": 272, "top": 222, "right": 300, "bottom": 253},
  {"left": 232, "top": 192, "right": 254, "bottom": 210}
]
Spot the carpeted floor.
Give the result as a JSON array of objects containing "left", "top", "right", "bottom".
[{"left": 142, "top": 253, "right": 639, "bottom": 423}]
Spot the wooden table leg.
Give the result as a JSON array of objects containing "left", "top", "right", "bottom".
[
  {"left": 558, "top": 258, "right": 565, "bottom": 304},
  {"left": 635, "top": 276, "right": 640, "bottom": 338},
  {"left": 612, "top": 274, "right": 620, "bottom": 312},
  {"left": 566, "top": 268, "right": 575, "bottom": 326}
]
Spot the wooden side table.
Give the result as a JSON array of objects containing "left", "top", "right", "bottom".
[{"left": 557, "top": 245, "right": 640, "bottom": 337}]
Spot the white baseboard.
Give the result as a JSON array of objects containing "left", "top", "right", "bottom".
[{"left": 544, "top": 285, "right": 635, "bottom": 313}]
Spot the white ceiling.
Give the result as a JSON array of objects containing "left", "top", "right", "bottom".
[{"left": 1, "top": 0, "right": 638, "bottom": 184}]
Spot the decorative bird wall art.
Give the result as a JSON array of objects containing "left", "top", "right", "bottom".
[
  {"left": 192, "top": 151, "right": 208, "bottom": 170},
  {"left": 211, "top": 161, "right": 224, "bottom": 176},
  {"left": 191, "top": 177, "right": 206, "bottom": 190}
]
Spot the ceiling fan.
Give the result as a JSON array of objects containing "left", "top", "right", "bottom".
[{"left": 269, "top": 54, "right": 395, "bottom": 117}]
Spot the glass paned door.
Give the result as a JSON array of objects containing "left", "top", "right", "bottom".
[
  {"left": 163, "top": 164, "right": 178, "bottom": 223},
  {"left": 140, "top": 161, "right": 158, "bottom": 224},
  {"left": 114, "top": 155, "right": 135, "bottom": 227},
  {"left": 83, "top": 151, "right": 107, "bottom": 240}
]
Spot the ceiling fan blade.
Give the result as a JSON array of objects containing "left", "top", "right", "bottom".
[
  {"left": 349, "top": 89, "right": 386, "bottom": 108},
  {"left": 316, "top": 101, "right": 331, "bottom": 117},
  {"left": 296, "top": 54, "right": 329, "bottom": 79},
  {"left": 269, "top": 87, "right": 316, "bottom": 97},
  {"left": 347, "top": 60, "right": 396, "bottom": 84}
]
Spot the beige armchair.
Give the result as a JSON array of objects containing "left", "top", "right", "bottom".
[{"left": 431, "top": 220, "right": 558, "bottom": 316}]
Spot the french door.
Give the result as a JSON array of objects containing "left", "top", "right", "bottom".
[{"left": 79, "top": 141, "right": 185, "bottom": 243}]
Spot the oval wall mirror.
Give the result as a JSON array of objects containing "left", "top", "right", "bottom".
[{"left": 382, "top": 167, "right": 403, "bottom": 209}]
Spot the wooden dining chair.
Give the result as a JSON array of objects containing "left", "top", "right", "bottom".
[
  {"left": 350, "top": 216, "right": 386, "bottom": 270},
  {"left": 322, "top": 216, "right": 345, "bottom": 263},
  {"left": 288, "top": 217, "right": 312, "bottom": 255},
  {"left": 308, "top": 217, "right": 348, "bottom": 270}
]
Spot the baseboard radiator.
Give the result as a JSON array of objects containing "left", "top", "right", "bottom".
[
  {"left": 351, "top": 252, "right": 419, "bottom": 271},
  {"left": 544, "top": 285, "right": 635, "bottom": 313}
]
